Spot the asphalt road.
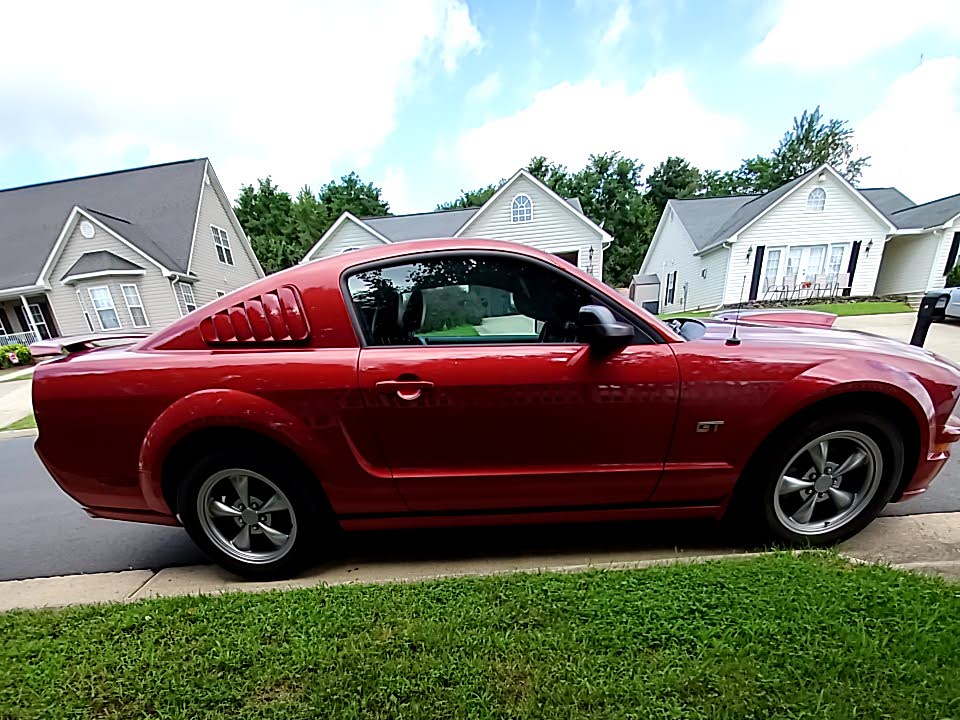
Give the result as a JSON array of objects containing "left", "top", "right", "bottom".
[{"left": 1, "top": 433, "right": 959, "bottom": 582}]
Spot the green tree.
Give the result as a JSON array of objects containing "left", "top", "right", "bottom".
[
  {"left": 233, "top": 178, "right": 299, "bottom": 274},
  {"left": 701, "top": 107, "right": 869, "bottom": 196},
  {"left": 436, "top": 183, "right": 501, "bottom": 210},
  {"left": 317, "top": 172, "right": 390, "bottom": 228},
  {"left": 645, "top": 156, "right": 702, "bottom": 213}
]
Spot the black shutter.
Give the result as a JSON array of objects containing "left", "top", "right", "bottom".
[
  {"left": 843, "top": 241, "right": 862, "bottom": 297},
  {"left": 13, "top": 305, "right": 28, "bottom": 333},
  {"left": 943, "top": 232, "right": 960, "bottom": 276},
  {"left": 748, "top": 246, "right": 766, "bottom": 301}
]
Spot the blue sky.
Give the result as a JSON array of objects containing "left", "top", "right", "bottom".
[{"left": 1, "top": 0, "right": 958, "bottom": 213}]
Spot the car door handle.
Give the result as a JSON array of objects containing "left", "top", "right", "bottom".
[{"left": 375, "top": 379, "right": 434, "bottom": 401}]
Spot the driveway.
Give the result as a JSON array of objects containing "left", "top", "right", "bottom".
[
  {"left": 834, "top": 313, "right": 960, "bottom": 359},
  {"left": 0, "top": 378, "right": 32, "bottom": 428}
]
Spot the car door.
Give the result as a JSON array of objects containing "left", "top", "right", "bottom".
[{"left": 345, "top": 251, "right": 680, "bottom": 513}]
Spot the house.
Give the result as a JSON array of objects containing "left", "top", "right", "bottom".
[
  {"left": 640, "top": 164, "right": 960, "bottom": 313},
  {"left": 0, "top": 159, "right": 263, "bottom": 345},
  {"left": 302, "top": 169, "right": 611, "bottom": 280}
]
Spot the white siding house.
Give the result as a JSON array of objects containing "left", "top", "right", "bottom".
[
  {"left": 640, "top": 163, "right": 960, "bottom": 312},
  {"left": 303, "top": 169, "right": 610, "bottom": 281},
  {"left": 0, "top": 158, "right": 264, "bottom": 343}
]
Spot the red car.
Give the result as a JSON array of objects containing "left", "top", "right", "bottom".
[{"left": 32, "top": 239, "right": 960, "bottom": 578}]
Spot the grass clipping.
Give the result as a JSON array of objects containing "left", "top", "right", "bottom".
[{"left": 2, "top": 553, "right": 958, "bottom": 718}]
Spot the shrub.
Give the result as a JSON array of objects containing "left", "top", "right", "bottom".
[
  {"left": 0, "top": 344, "right": 32, "bottom": 369},
  {"left": 947, "top": 264, "right": 960, "bottom": 288}
]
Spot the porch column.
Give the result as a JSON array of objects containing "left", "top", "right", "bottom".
[{"left": 19, "top": 295, "right": 40, "bottom": 339}]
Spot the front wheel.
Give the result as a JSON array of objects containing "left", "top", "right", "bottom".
[{"left": 747, "top": 410, "right": 904, "bottom": 546}]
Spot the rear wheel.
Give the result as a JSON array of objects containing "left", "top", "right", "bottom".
[
  {"left": 177, "top": 449, "right": 330, "bottom": 579},
  {"left": 743, "top": 410, "right": 904, "bottom": 546}
]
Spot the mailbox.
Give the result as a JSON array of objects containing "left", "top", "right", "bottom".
[{"left": 910, "top": 290, "right": 951, "bottom": 347}]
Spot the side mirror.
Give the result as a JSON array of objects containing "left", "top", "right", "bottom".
[{"left": 577, "top": 304, "right": 634, "bottom": 351}]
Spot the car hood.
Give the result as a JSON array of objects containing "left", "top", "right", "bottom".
[{"left": 694, "top": 317, "right": 959, "bottom": 369}]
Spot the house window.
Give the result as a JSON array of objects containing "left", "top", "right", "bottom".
[
  {"left": 212, "top": 225, "right": 234, "bottom": 265},
  {"left": 87, "top": 287, "right": 122, "bottom": 330},
  {"left": 76, "top": 291, "right": 94, "bottom": 332},
  {"left": 665, "top": 271, "right": 677, "bottom": 305},
  {"left": 176, "top": 283, "right": 198, "bottom": 315},
  {"left": 511, "top": 194, "right": 533, "bottom": 223},
  {"left": 120, "top": 284, "right": 149, "bottom": 328},
  {"left": 827, "top": 244, "right": 848, "bottom": 275},
  {"left": 807, "top": 187, "right": 826, "bottom": 212},
  {"left": 763, "top": 247, "right": 783, "bottom": 292}
]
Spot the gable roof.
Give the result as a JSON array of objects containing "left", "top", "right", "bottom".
[
  {"left": 362, "top": 207, "right": 480, "bottom": 242},
  {"left": 0, "top": 158, "right": 206, "bottom": 290},
  {"left": 860, "top": 187, "right": 916, "bottom": 220},
  {"left": 669, "top": 195, "right": 758, "bottom": 251},
  {"left": 890, "top": 192, "right": 960, "bottom": 229},
  {"left": 60, "top": 250, "right": 144, "bottom": 281}
]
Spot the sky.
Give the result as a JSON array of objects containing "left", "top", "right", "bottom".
[{"left": 1, "top": 0, "right": 958, "bottom": 215}]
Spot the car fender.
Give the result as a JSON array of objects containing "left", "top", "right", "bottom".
[
  {"left": 746, "top": 357, "right": 934, "bottom": 466},
  {"left": 138, "top": 388, "right": 320, "bottom": 515}
]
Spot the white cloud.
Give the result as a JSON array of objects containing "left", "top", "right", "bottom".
[
  {"left": 452, "top": 73, "right": 746, "bottom": 186},
  {"left": 466, "top": 72, "right": 502, "bottom": 103},
  {"left": 858, "top": 57, "right": 960, "bottom": 203},
  {"left": 601, "top": 1, "right": 631, "bottom": 47},
  {"left": 0, "top": 0, "right": 481, "bottom": 197},
  {"left": 752, "top": 0, "right": 960, "bottom": 69},
  {"left": 380, "top": 166, "right": 415, "bottom": 214}
]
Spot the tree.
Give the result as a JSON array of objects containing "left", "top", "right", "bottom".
[
  {"left": 436, "top": 183, "right": 501, "bottom": 210},
  {"left": 235, "top": 172, "right": 391, "bottom": 273},
  {"left": 771, "top": 106, "right": 869, "bottom": 186},
  {"left": 645, "top": 157, "right": 702, "bottom": 213},
  {"left": 233, "top": 178, "right": 299, "bottom": 274},
  {"left": 700, "top": 107, "right": 870, "bottom": 196},
  {"left": 317, "top": 172, "right": 390, "bottom": 228}
]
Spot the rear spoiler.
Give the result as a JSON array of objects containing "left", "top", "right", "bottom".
[{"left": 29, "top": 333, "right": 149, "bottom": 358}]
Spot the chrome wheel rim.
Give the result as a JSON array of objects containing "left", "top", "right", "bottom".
[
  {"left": 773, "top": 430, "right": 883, "bottom": 536},
  {"left": 197, "top": 468, "right": 297, "bottom": 564}
]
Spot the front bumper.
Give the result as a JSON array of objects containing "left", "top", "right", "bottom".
[{"left": 894, "top": 421, "right": 960, "bottom": 501}]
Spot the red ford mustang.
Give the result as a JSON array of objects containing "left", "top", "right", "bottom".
[{"left": 32, "top": 239, "right": 960, "bottom": 578}]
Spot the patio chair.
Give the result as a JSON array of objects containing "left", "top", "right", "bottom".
[
  {"left": 812, "top": 274, "right": 831, "bottom": 298},
  {"left": 780, "top": 274, "right": 798, "bottom": 302},
  {"left": 834, "top": 272, "right": 851, "bottom": 297}
]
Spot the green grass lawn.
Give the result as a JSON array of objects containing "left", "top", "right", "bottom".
[
  {"left": 661, "top": 300, "right": 913, "bottom": 320},
  {"left": 420, "top": 323, "right": 481, "bottom": 337},
  {"left": 0, "top": 369, "right": 33, "bottom": 383},
  {"left": 0, "top": 413, "right": 35, "bottom": 432},
  {"left": 2, "top": 554, "right": 958, "bottom": 719}
]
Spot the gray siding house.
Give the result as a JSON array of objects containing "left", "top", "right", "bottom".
[
  {"left": 302, "top": 169, "right": 612, "bottom": 281},
  {"left": 0, "top": 159, "right": 264, "bottom": 345}
]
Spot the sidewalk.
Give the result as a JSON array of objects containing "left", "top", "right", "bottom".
[
  {"left": 0, "top": 378, "right": 32, "bottom": 429},
  {"left": 1, "top": 512, "right": 956, "bottom": 612}
]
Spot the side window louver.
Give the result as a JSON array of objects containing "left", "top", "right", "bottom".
[{"left": 199, "top": 286, "right": 310, "bottom": 345}]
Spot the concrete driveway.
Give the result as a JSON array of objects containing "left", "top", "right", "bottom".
[
  {"left": 834, "top": 313, "right": 960, "bottom": 360},
  {"left": 0, "top": 378, "right": 32, "bottom": 428}
]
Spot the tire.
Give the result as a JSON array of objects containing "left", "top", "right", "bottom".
[
  {"left": 737, "top": 409, "right": 904, "bottom": 546},
  {"left": 177, "top": 447, "right": 332, "bottom": 580}
]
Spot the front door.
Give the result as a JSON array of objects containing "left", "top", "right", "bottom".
[{"left": 346, "top": 252, "right": 680, "bottom": 512}]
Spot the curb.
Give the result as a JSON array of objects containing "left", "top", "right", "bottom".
[
  {"left": 0, "top": 428, "right": 38, "bottom": 440},
  {"left": 0, "top": 550, "right": 758, "bottom": 613}
]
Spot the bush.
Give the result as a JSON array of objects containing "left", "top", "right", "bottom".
[
  {"left": 0, "top": 344, "right": 32, "bottom": 369},
  {"left": 947, "top": 264, "right": 960, "bottom": 288}
]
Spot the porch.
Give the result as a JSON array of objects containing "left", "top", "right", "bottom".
[{"left": 0, "top": 294, "right": 58, "bottom": 345}]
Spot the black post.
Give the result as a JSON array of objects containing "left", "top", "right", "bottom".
[{"left": 910, "top": 291, "right": 951, "bottom": 347}]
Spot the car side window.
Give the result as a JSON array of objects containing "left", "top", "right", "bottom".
[{"left": 346, "top": 255, "right": 603, "bottom": 346}]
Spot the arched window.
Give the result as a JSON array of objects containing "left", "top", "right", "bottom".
[
  {"left": 511, "top": 194, "right": 533, "bottom": 223},
  {"left": 807, "top": 187, "right": 826, "bottom": 211}
]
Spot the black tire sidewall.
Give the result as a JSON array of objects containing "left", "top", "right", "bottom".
[
  {"left": 177, "top": 448, "right": 327, "bottom": 580},
  {"left": 753, "top": 410, "right": 904, "bottom": 546}
]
